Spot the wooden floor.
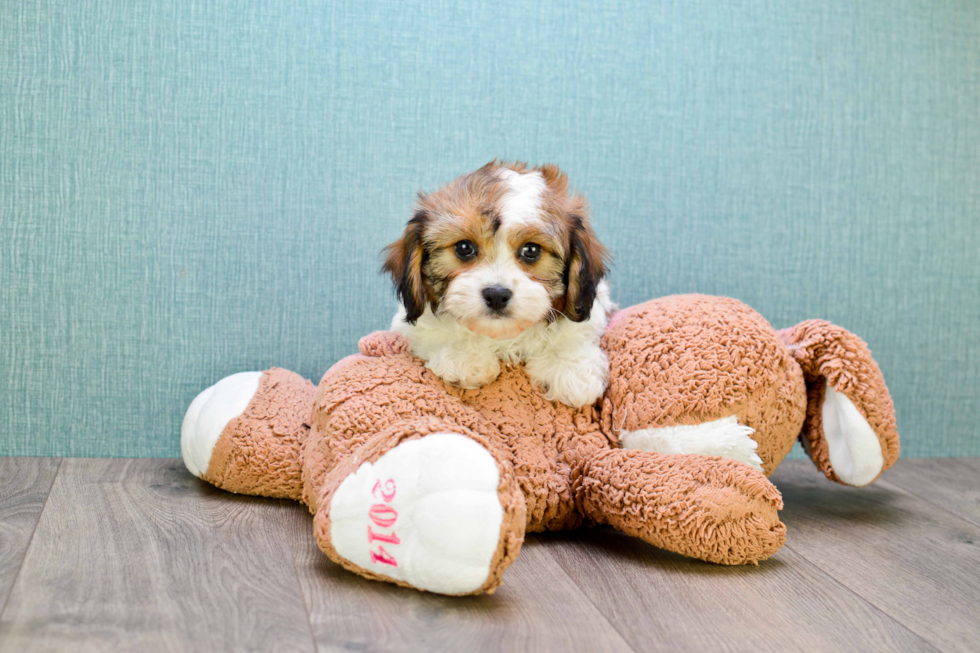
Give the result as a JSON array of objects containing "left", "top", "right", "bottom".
[{"left": 0, "top": 458, "right": 977, "bottom": 652}]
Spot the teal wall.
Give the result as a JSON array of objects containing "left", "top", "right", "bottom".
[{"left": 2, "top": 0, "right": 978, "bottom": 458}]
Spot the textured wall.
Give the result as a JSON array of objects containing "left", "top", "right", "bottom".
[{"left": 1, "top": 0, "right": 978, "bottom": 457}]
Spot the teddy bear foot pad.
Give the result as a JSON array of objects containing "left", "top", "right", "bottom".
[
  {"left": 328, "top": 433, "right": 506, "bottom": 594},
  {"left": 181, "top": 371, "right": 262, "bottom": 478},
  {"left": 820, "top": 382, "right": 884, "bottom": 486}
]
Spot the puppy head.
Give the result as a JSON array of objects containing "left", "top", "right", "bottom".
[{"left": 383, "top": 162, "right": 608, "bottom": 339}]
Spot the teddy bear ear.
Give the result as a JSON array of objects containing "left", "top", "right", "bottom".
[{"left": 358, "top": 331, "right": 412, "bottom": 358}]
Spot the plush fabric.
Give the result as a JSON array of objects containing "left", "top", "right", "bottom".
[
  {"left": 312, "top": 419, "right": 527, "bottom": 595},
  {"left": 191, "top": 295, "right": 900, "bottom": 594},
  {"left": 202, "top": 368, "right": 316, "bottom": 499},
  {"left": 601, "top": 295, "right": 806, "bottom": 475},
  {"left": 577, "top": 449, "right": 785, "bottom": 565},
  {"left": 777, "top": 321, "right": 900, "bottom": 484}
]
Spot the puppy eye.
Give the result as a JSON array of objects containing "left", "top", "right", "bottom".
[
  {"left": 519, "top": 243, "right": 542, "bottom": 262},
  {"left": 454, "top": 240, "right": 478, "bottom": 261}
]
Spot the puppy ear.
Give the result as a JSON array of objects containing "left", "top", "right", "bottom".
[
  {"left": 563, "top": 214, "right": 608, "bottom": 322},
  {"left": 382, "top": 210, "right": 428, "bottom": 324}
]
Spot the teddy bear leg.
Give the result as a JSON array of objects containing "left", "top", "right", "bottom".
[
  {"left": 312, "top": 422, "right": 526, "bottom": 595},
  {"left": 577, "top": 449, "right": 786, "bottom": 565},
  {"left": 778, "top": 320, "right": 900, "bottom": 487},
  {"left": 600, "top": 295, "right": 808, "bottom": 476},
  {"left": 181, "top": 368, "right": 316, "bottom": 499}
]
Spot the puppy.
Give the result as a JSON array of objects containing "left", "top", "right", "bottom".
[{"left": 383, "top": 161, "right": 614, "bottom": 408}]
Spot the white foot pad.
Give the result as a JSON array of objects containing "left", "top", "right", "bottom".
[
  {"left": 822, "top": 382, "right": 884, "bottom": 486},
  {"left": 180, "top": 372, "right": 262, "bottom": 478},
  {"left": 620, "top": 415, "right": 764, "bottom": 471},
  {"left": 329, "top": 433, "right": 504, "bottom": 595}
]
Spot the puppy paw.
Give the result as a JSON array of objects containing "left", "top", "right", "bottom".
[
  {"left": 425, "top": 344, "right": 501, "bottom": 389},
  {"left": 527, "top": 354, "right": 608, "bottom": 408}
]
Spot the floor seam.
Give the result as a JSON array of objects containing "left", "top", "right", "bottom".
[
  {"left": 0, "top": 457, "right": 64, "bottom": 622},
  {"left": 876, "top": 478, "right": 980, "bottom": 530},
  {"left": 781, "top": 542, "right": 944, "bottom": 653},
  {"left": 281, "top": 499, "right": 321, "bottom": 653},
  {"left": 534, "top": 537, "right": 639, "bottom": 653}
]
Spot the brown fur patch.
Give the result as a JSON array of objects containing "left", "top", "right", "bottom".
[{"left": 382, "top": 210, "right": 430, "bottom": 322}]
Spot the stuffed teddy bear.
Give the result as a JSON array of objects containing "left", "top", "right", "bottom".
[{"left": 181, "top": 294, "right": 899, "bottom": 595}]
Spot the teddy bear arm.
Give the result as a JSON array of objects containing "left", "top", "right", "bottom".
[{"left": 576, "top": 448, "right": 786, "bottom": 565}]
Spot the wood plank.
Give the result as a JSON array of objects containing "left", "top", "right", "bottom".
[
  {"left": 877, "top": 458, "right": 980, "bottom": 528},
  {"left": 546, "top": 527, "right": 932, "bottom": 653},
  {"left": 3, "top": 457, "right": 975, "bottom": 651},
  {"left": 280, "top": 502, "right": 633, "bottom": 653},
  {"left": 0, "top": 459, "right": 315, "bottom": 653},
  {"left": 0, "top": 458, "right": 61, "bottom": 611},
  {"left": 771, "top": 460, "right": 980, "bottom": 653}
]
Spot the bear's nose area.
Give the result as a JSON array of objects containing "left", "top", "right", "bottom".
[{"left": 482, "top": 286, "right": 513, "bottom": 313}]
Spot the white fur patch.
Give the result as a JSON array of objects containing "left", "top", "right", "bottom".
[
  {"left": 181, "top": 372, "right": 262, "bottom": 478},
  {"left": 393, "top": 280, "right": 614, "bottom": 407},
  {"left": 821, "top": 382, "right": 884, "bottom": 486},
  {"left": 497, "top": 169, "right": 546, "bottom": 226},
  {"left": 620, "top": 415, "right": 764, "bottom": 471},
  {"left": 329, "top": 433, "right": 504, "bottom": 595}
]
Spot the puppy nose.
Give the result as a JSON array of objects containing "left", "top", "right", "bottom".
[{"left": 482, "top": 286, "right": 513, "bottom": 312}]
